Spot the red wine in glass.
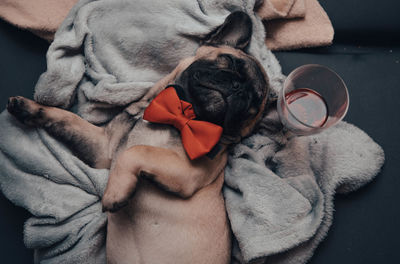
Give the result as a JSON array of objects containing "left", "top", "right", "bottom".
[
  {"left": 278, "top": 65, "right": 348, "bottom": 135},
  {"left": 285, "top": 88, "right": 328, "bottom": 128}
]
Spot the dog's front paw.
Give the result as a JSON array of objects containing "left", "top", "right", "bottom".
[
  {"left": 102, "top": 193, "right": 130, "bottom": 213},
  {"left": 7, "top": 96, "right": 46, "bottom": 126},
  {"left": 102, "top": 173, "right": 138, "bottom": 213}
]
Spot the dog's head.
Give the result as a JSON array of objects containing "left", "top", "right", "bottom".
[{"left": 175, "top": 11, "right": 269, "bottom": 141}]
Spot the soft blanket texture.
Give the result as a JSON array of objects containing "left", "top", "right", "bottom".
[
  {"left": 0, "top": 0, "right": 333, "bottom": 50},
  {"left": 257, "top": 0, "right": 334, "bottom": 51},
  {"left": 0, "top": 0, "right": 79, "bottom": 41},
  {"left": 257, "top": 0, "right": 307, "bottom": 20},
  {"left": 0, "top": 0, "right": 384, "bottom": 264}
]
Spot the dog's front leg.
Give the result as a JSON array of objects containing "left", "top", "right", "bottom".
[
  {"left": 7, "top": 96, "right": 111, "bottom": 168},
  {"left": 102, "top": 145, "right": 227, "bottom": 212}
]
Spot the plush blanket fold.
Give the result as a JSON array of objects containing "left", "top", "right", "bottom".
[
  {"left": 0, "top": 0, "right": 384, "bottom": 263},
  {"left": 225, "top": 103, "right": 384, "bottom": 263},
  {"left": 0, "top": 112, "right": 108, "bottom": 263},
  {"left": 258, "top": 0, "right": 334, "bottom": 51},
  {"left": 0, "top": 0, "right": 334, "bottom": 50},
  {"left": 0, "top": 0, "right": 79, "bottom": 41}
]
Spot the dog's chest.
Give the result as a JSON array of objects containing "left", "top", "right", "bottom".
[{"left": 126, "top": 118, "right": 183, "bottom": 150}]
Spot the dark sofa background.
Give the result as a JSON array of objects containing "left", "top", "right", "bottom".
[{"left": 1, "top": 0, "right": 399, "bottom": 263}]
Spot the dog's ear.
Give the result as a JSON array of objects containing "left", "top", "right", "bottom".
[{"left": 203, "top": 11, "right": 252, "bottom": 50}]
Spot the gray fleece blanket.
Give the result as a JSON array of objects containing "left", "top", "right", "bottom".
[{"left": 0, "top": 0, "right": 384, "bottom": 263}]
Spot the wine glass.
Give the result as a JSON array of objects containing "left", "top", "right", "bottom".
[{"left": 277, "top": 64, "right": 349, "bottom": 136}]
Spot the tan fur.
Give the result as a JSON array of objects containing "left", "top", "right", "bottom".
[{"left": 102, "top": 46, "right": 267, "bottom": 264}]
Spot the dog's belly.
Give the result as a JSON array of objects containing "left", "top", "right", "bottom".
[{"left": 106, "top": 173, "right": 231, "bottom": 264}]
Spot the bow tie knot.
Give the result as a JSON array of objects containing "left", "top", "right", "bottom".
[
  {"left": 173, "top": 101, "right": 195, "bottom": 130},
  {"left": 173, "top": 115, "right": 190, "bottom": 131},
  {"left": 143, "top": 86, "right": 223, "bottom": 160}
]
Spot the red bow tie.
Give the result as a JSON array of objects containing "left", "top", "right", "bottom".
[{"left": 143, "top": 86, "right": 223, "bottom": 160}]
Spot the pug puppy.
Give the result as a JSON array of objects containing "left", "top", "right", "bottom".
[{"left": 7, "top": 11, "right": 269, "bottom": 264}]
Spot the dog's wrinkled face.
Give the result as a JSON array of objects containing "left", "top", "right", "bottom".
[{"left": 175, "top": 11, "right": 269, "bottom": 139}]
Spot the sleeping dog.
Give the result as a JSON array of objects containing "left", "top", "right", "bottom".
[{"left": 7, "top": 11, "right": 269, "bottom": 264}]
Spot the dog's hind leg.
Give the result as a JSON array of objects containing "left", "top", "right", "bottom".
[{"left": 7, "top": 96, "right": 111, "bottom": 168}]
